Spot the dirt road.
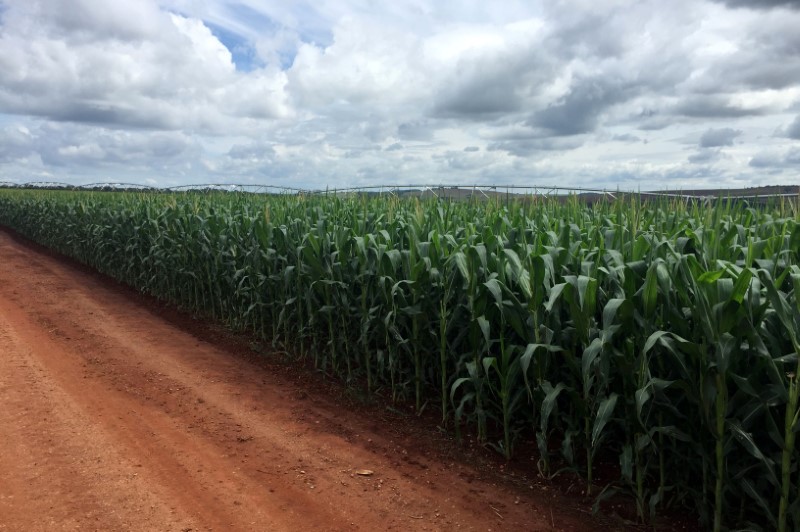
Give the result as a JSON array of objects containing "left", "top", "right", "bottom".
[{"left": 0, "top": 228, "right": 601, "bottom": 531}]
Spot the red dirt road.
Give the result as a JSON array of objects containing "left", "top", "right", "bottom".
[{"left": 0, "top": 228, "right": 603, "bottom": 531}]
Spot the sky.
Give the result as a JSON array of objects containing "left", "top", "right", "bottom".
[{"left": 0, "top": 0, "right": 799, "bottom": 191}]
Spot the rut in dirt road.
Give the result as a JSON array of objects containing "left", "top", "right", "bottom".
[{"left": 0, "top": 228, "right": 598, "bottom": 531}]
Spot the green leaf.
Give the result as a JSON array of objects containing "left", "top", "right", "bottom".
[
  {"left": 791, "top": 271, "right": 800, "bottom": 315},
  {"left": 715, "top": 332, "right": 737, "bottom": 375},
  {"left": 620, "top": 444, "right": 633, "bottom": 483},
  {"left": 642, "top": 263, "right": 659, "bottom": 318},
  {"left": 484, "top": 278, "right": 503, "bottom": 306},
  {"left": 540, "top": 381, "right": 568, "bottom": 434},
  {"left": 544, "top": 282, "right": 569, "bottom": 313},
  {"left": 520, "top": 343, "right": 559, "bottom": 375},
  {"left": 656, "top": 261, "right": 672, "bottom": 298},
  {"left": 477, "top": 316, "right": 491, "bottom": 345},
  {"left": 789, "top": 224, "right": 800, "bottom": 257},
  {"left": 731, "top": 268, "right": 753, "bottom": 304},
  {"left": 650, "top": 425, "right": 691, "bottom": 442},
  {"left": 698, "top": 269, "right": 724, "bottom": 283},
  {"left": 591, "top": 486, "right": 619, "bottom": 516},
  {"left": 728, "top": 420, "right": 779, "bottom": 487},
  {"left": 577, "top": 275, "right": 598, "bottom": 314},
  {"left": 635, "top": 387, "right": 651, "bottom": 421},
  {"left": 450, "top": 377, "right": 473, "bottom": 402},
  {"left": 592, "top": 393, "right": 618, "bottom": 447},
  {"left": 581, "top": 338, "right": 604, "bottom": 384},
  {"left": 740, "top": 479, "right": 778, "bottom": 530},
  {"left": 602, "top": 298, "right": 630, "bottom": 331}
]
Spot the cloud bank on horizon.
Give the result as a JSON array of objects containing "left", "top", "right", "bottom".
[{"left": 0, "top": 0, "right": 799, "bottom": 190}]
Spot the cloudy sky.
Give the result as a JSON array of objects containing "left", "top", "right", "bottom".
[{"left": 1, "top": 0, "right": 799, "bottom": 190}]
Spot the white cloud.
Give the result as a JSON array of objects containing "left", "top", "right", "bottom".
[
  {"left": 749, "top": 147, "right": 800, "bottom": 168},
  {"left": 0, "top": 0, "right": 799, "bottom": 189},
  {"left": 0, "top": 125, "right": 36, "bottom": 163},
  {"left": 783, "top": 115, "right": 800, "bottom": 139},
  {"left": 699, "top": 127, "right": 742, "bottom": 147},
  {"left": 287, "top": 16, "right": 425, "bottom": 109},
  {"left": 0, "top": 0, "right": 289, "bottom": 133}
]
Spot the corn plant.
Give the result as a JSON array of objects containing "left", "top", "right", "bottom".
[{"left": 1, "top": 186, "right": 798, "bottom": 530}]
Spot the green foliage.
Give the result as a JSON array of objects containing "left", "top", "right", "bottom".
[{"left": 1, "top": 188, "right": 799, "bottom": 530}]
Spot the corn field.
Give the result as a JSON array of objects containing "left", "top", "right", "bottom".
[{"left": 0, "top": 188, "right": 798, "bottom": 530}]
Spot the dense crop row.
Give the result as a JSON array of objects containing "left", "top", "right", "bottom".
[{"left": 1, "top": 188, "right": 798, "bottom": 530}]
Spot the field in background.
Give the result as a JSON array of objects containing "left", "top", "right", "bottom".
[
  {"left": 1, "top": 181, "right": 798, "bottom": 199},
  {"left": 0, "top": 187, "right": 798, "bottom": 531}
]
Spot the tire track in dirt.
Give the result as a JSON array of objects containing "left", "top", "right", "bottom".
[{"left": 0, "top": 228, "right": 600, "bottom": 531}]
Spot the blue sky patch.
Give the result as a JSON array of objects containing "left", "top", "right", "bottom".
[{"left": 206, "top": 22, "right": 260, "bottom": 72}]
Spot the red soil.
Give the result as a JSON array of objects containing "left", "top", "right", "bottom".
[{"left": 0, "top": 228, "right": 612, "bottom": 531}]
